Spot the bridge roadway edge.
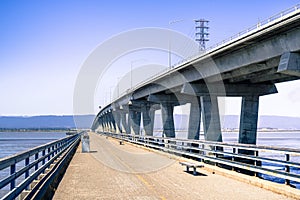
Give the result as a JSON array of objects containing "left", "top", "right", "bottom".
[
  {"left": 51, "top": 132, "right": 299, "bottom": 199},
  {"left": 101, "top": 133, "right": 300, "bottom": 200}
]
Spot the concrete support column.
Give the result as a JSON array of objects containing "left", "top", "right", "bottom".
[
  {"left": 120, "top": 112, "right": 129, "bottom": 134},
  {"left": 161, "top": 103, "right": 175, "bottom": 138},
  {"left": 239, "top": 96, "right": 259, "bottom": 145},
  {"left": 201, "top": 95, "right": 223, "bottom": 142},
  {"left": 187, "top": 97, "right": 201, "bottom": 140},
  {"left": 99, "top": 117, "right": 104, "bottom": 132},
  {"left": 103, "top": 115, "right": 109, "bottom": 132},
  {"left": 113, "top": 111, "right": 122, "bottom": 133},
  {"left": 129, "top": 108, "right": 141, "bottom": 135},
  {"left": 141, "top": 104, "right": 155, "bottom": 136},
  {"left": 108, "top": 112, "right": 116, "bottom": 132}
]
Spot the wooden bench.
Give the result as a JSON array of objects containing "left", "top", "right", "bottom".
[{"left": 179, "top": 162, "right": 204, "bottom": 175}]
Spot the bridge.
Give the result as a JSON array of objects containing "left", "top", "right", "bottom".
[
  {"left": 92, "top": 5, "right": 300, "bottom": 148},
  {"left": 0, "top": 4, "right": 300, "bottom": 200}
]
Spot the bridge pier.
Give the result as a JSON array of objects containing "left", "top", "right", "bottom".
[
  {"left": 129, "top": 106, "right": 141, "bottom": 135},
  {"left": 103, "top": 115, "right": 109, "bottom": 132},
  {"left": 201, "top": 95, "right": 223, "bottom": 142},
  {"left": 161, "top": 103, "right": 175, "bottom": 138},
  {"left": 239, "top": 96, "right": 259, "bottom": 145},
  {"left": 112, "top": 111, "right": 122, "bottom": 133},
  {"left": 187, "top": 97, "right": 201, "bottom": 140},
  {"left": 108, "top": 112, "right": 116, "bottom": 132},
  {"left": 141, "top": 103, "right": 155, "bottom": 136},
  {"left": 120, "top": 111, "right": 129, "bottom": 134}
]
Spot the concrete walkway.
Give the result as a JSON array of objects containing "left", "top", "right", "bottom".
[{"left": 53, "top": 132, "right": 295, "bottom": 200}]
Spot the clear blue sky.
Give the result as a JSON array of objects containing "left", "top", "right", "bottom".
[{"left": 1, "top": 0, "right": 300, "bottom": 116}]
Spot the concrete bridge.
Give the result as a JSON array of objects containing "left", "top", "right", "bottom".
[{"left": 92, "top": 6, "right": 300, "bottom": 148}]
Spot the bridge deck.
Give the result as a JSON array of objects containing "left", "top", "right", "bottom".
[{"left": 53, "top": 132, "right": 294, "bottom": 200}]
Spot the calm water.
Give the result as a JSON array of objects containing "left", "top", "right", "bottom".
[
  {"left": 0, "top": 131, "right": 66, "bottom": 197},
  {"left": 0, "top": 131, "right": 66, "bottom": 159}
]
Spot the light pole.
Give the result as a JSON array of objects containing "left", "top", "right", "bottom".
[
  {"left": 169, "top": 19, "right": 184, "bottom": 68},
  {"left": 117, "top": 76, "right": 121, "bottom": 97},
  {"left": 130, "top": 59, "right": 146, "bottom": 89},
  {"left": 109, "top": 85, "right": 115, "bottom": 101}
]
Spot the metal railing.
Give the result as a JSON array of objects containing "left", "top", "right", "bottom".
[
  {"left": 109, "top": 4, "right": 300, "bottom": 105},
  {"left": 0, "top": 133, "right": 81, "bottom": 200},
  {"left": 101, "top": 132, "right": 300, "bottom": 188}
]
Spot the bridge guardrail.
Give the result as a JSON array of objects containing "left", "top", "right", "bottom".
[
  {"left": 101, "top": 132, "right": 300, "bottom": 187},
  {"left": 0, "top": 133, "right": 81, "bottom": 200}
]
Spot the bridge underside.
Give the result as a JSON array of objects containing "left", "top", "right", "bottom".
[{"left": 92, "top": 10, "right": 300, "bottom": 150}]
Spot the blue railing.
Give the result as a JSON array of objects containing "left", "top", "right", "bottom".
[{"left": 0, "top": 133, "right": 81, "bottom": 200}]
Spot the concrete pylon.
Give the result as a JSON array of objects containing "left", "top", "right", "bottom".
[
  {"left": 108, "top": 112, "right": 116, "bottom": 132},
  {"left": 120, "top": 112, "right": 129, "bottom": 134},
  {"left": 112, "top": 111, "right": 122, "bottom": 133},
  {"left": 201, "top": 95, "right": 223, "bottom": 142},
  {"left": 187, "top": 97, "right": 201, "bottom": 140},
  {"left": 141, "top": 103, "right": 155, "bottom": 136},
  {"left": 103, "top": 115, "right": 109, "bottom": 132},
  {"left": 161, "top": 103, "right": 175, "bottom": 138},
  {"left": 129, "top": 107, "right": 141, "bottom": 135},
  {"left": 239, "top": 96, "right": 259, "bottom": 145}
]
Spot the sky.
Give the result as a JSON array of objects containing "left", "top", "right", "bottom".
[{"left": 1, "top": 0, "right": 300, "bottom": 117}]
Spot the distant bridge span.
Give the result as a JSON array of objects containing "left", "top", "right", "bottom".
[{"left": 92, "top": 6, "right": 300, "bottom": 146}]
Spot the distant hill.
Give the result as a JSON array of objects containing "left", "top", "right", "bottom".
[
  {"left": 222, "top": 115, "right": 300, "bottom": 130},
  {"left": 0, "top": 114, "right": 299, "bottom": 130},
  {"left": 0, "top": 115, "right": 95, "bottom": 129}
]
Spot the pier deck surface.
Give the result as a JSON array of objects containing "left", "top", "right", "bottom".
[{"left": 53, "top": 132, "right": 294, "bottom": 200}]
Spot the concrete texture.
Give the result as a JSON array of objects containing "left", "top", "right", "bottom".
[
  {"left": 129, "top": 108, "right": 141, "bottom": 135},
  {"left": 53, "top": 132, "right": 296, "bottom": 200},
  {"left": 141, "top": 104, "right": 155, "bottom": 136},
  {"left": 187, "top": 99, "right": 201, "bottom": 140},
  {"left": 239, "top": 96, "right": 259, "bottom": 145},
  {"left": 201, "top": 96, "right": 223, "bottom": 142},
  {"left": 161, "top": 103, "right": 175, "bottom": 138}
]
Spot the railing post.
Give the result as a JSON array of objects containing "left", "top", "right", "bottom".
[
  {"left": 285, "top": 154, "right": 290, "bottom": 186},
  {"left": 55, "top": 144, "right": 58, "bottom": 155},
  {"left": 214, "top": 145, "right": 217, "bottom": 166},
  {"left": 10, "top": 164, "right": 16, "bottom": 190},
  {"left": 52, "top": 145, "right": 55, "bottom": 157},
  {"left": 25, "top": 157, "right": 30, "bottom": 178},
  {"left": 35, "top": 153, "right": 39, "bottom": 171},
  {"left": 232, "top": 148, "right": 236, "bottom": 171},
  {"left": 48, "top": 147, "right": 51, "bottom": 161},
  {"left": 42, "top": 149, "right": 46, "bottom": 165},
  {"left": 254, "top": 151, "right": 259, "bottom": 177}
]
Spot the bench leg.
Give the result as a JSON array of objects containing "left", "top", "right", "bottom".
[
  {"left": 186, "top": 166, "right": 189, "bottom": 172},
  {"left": 193, "top": 167, "right": 197, "bottom": 175}
]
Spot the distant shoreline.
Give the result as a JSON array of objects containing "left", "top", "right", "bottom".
[
  {"left": 1, "top": 128, "right": 300, "bottom": 133},
  {"left": 0, "top": 128, "right": 76, "bottom": 132}
]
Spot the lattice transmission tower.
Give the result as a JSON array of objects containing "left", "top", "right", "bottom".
[{"left": 195, "top": 19, "right": 209, "bottom": 50}]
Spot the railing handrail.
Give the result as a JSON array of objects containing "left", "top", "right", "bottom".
[
  {"left": 118, "top": 134, "right": 300, "bottom": 155},
  {"left": 0, "top": 132, "right": 82, "bottom": 199},
  {"left": 0, "top": 134, "right": 78, "bottom": 171},
  {"left": 102, "top": 132, "right": 300, "bottom": 187},
  {"left": 107, "top": 4, "right": 300, "bottom": 106}
]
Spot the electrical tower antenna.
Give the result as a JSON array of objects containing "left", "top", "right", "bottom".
[{"left": 195, "top": 19, "right": 209, "bottom": 51}]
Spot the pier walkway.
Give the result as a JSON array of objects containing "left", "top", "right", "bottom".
[{"left": 53, "top": 132, "right": 294, "bottom": 200}]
